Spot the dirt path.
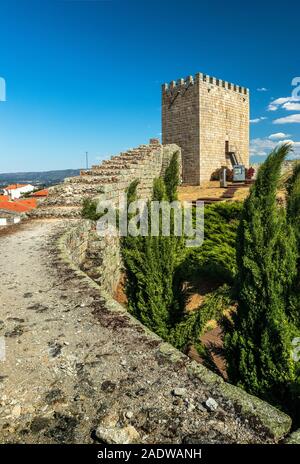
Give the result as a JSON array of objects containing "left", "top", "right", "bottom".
[
  {"left": 0, "top": 220, "right": 269, "bottom": 443},
  {"left": 0, "top": 219, "right": 102, "bottom": 442}
]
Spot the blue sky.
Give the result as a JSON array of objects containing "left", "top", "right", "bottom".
[{"left": 0, "top": 0, "right": 299, "bottom": 172}]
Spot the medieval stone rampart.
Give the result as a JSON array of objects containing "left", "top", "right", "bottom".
[{"left": 29, "top": 140, "right": 181, "bottom": 218}]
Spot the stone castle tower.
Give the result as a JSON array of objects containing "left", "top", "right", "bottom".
[{"left": 162, "top": 72, "right": 249, "bottom": 185}]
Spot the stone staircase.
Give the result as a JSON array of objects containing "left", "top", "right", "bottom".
[{"left": 28, "top": 140, "right": 181, "bottom": 218}]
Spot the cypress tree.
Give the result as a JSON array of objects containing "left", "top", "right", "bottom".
[
  {"left": 286, "top": 162, "right": 300, "bottom": 328},
  {"left": 287, "top": 162, "right": 300, "bottom": 247},
  {"left": 121, "top": 174, "right": 183, "bottom": 339},
  {"left": 164, "top": 151, "right": 180, "bottom": 202},
  {"left": 126, "top": 179, "right": 140, "bottom": 205},
  {"left": 152, "top": 178, "right": 166, "bottom": 201},
  {"left": 122, "top": 160, "right": 235, "bottom": 360},
  {"left": 121, "top": 158, "right": 211, "bottom": 347},
  {"left": 225, "top": 143, "right": 298, "bottom": 405}
]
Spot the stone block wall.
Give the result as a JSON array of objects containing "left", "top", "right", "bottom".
[
  {"left": 60, "top": 220, "right": 92, "bottom": 267},
  {"left": 29, "top": 140, "right": 181, "bottom": 218},
  {"left": 82, "top": 228, "right": 121, "bottom": 295},
  {"left": 60, "top": 220, "right": 121, "bottom": 295},
  {"left": 162, "top": 77, "right": 200, "bottom": 185},
  {"left": 162, "top": 73, "right": 249, "bottom": 185}
]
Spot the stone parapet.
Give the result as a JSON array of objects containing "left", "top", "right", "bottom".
[{"left": 162, "top": 72, "right": 249, "bottom": 96}]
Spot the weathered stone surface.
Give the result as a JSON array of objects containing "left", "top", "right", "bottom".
[
  {"left": 95, "top": 413, "right": 140, "bottom": 444},
  {"left": 158, "top": 342, "right": 185, "bottom": 364},
  {"left": 205, "top": 398, "right": 218, "bottom": 412},
  {"left": 172, "top": 388, "right": 187, "bottom": 397},
  {"left": 187, "top": 360, "right": 291, "bottom": 440},
  {"left": 217, "top": 382, "right": 292, "bottom": 441},
  {"left": 187, "top": 360, "right": 224, "bottom": 386},
  {"left": 284, "top": 429, "right": 300, "bottom": 444},
  {"left": 58, "top": 220, "right": 121, "bottom": 295},
  {"left": 96, "top": 414, "right": 140, "bottom": 444},
  {"left": 11, "top": 405, "right": 21, "bottom": 418}
]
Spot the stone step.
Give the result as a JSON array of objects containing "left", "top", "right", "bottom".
[
  {"left": 29, "top": 139, "right": 170, "bottom": 218},
  {"left": 67, "top": 175, "right": 120, "bottom": 184},
  {"left": 106, "top": 152, "right": 151, "bottom": 160},
  {"left": 90, "top": 164, "right": 133, "bottom": 171},
  {"left": 118, "top": 149, "right": 152, "bottom": 157},
  {"left": 101, "top": 158, "right": 148, "bottom": 167},
  {"left": 43, "top": 196, "right": 88, "bottom": 207},
  {"left": 80, "top": 168, "right": 137, "bottom": 177},
  {"left": 62, "top": 182, "right": 106, "bottom": 191},
  {"left": 111, "top": 150, "right": 142, "bottom": 161},
  {"left": 28, "top": 205, "right": 81, "bottom": 219}
]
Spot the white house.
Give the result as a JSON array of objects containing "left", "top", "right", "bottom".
[
  {"left": 3, "top": 184, "right": 35, "bottom": 200},
  {"left": 0, "top": 210, "right": 21, "bottom": 226}
]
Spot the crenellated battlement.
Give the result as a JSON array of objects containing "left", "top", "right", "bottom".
[{"left": 162, "top": 72, "right": 249, "bottom": 96}]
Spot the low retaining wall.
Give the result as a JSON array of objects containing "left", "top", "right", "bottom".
[
  {"left": 58, "top": 219, "right": 294, "bottom": 443},
  {"left": 60, "top": 220, "right": 121, "bottom": 295}
]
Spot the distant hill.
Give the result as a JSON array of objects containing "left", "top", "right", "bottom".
[{"left": 0, "top": 169, "right": 81, "bottom": 188}]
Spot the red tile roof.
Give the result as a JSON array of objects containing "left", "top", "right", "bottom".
[
  {"left": 0, "top": 195, "right": 9, "bottom": 202},
  {"left": 0, "top": 198, "right": 37, "bottom": 213},
  {"left": 18, "top": 198, "right": 37, "bottom": 207},
  {"left": 5, "top": 184, "right": 29, "bottom": 190},
  {"left": 31, "top": 189, "right": 48, "bottom": 197}
]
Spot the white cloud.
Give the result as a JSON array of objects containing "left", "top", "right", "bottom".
[
  {"left": 250, "top": 116, "right": 267, "bottom": 123},
  {"left": 273, "top": 114, "right": 300, "bottom": 124},
  {"left": 281, "top": 140, "right": 300, "bottom": 148},
  {"left": 288, "top": 153, "right": 300, "bottom": 160},
  {"left": 282, "top": 102, "right": 300, "bottom": 111},
  {"left": 268, "top": 104, "right": 278, "bottom": 111},
  {"left": 257, "top": 87, "right": 268, "bottom": 91},
  {"left": 267, "top": 96, "right": 300, "bottom": 111},
  {"left": 278, "top": 140, "right": 300, "bottom": 157},
  {"left": 250, "top": 137, "right": 300, "bottom": 158},
  {"left": 268, "top": 132, "right": 290, "bottom": 139},
  {"left": 277, "top": 139, "right": 296, "bottom": 146},
  {"left": 250, "top": 138, "right": 277, "bottom": 156},
  {"left": 272, "top": 97, "right": 293, "bottom": 105}
]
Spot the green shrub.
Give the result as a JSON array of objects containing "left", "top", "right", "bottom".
[
  {"left": 169, "top": 284, "right": 232, "bottom": 353},
  {"left": 183, "top": 201, "right": 243, "bottom": 284},
  {"left": 81, "top": 198, "right": 102, "bottom": 220}
]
